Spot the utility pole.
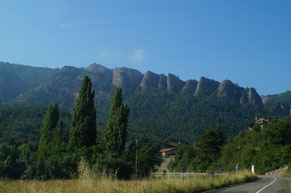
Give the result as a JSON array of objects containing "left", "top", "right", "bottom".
[{"left": 135, "top": 139, "right": 138, "bottom": 177}]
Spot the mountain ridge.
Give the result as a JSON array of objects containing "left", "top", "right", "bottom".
[
  {"left": 1, "top": 61, "right": 290, "bottom": 143},
  {"left": 1, "top": 62, "right": 290, "bottom": 110}
]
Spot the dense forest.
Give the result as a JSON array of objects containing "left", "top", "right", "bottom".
[
  {"left": 0, "top": 89, "right": 287, "bottom": 147},
  {"left": 1, "top": 62, "right": 291, "bottom": 179},
  {"left": 169, "top": 115, "right": 291, "bottom": 174},
  {"left": 0, "top": 76, "right": 161, "bottom": 179},
  {"left": 1, "top": 62, "right": 290, "bottom": 146}
]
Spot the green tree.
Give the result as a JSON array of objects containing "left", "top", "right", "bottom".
[
  {"left": 69, "top": 76, "right": 96, "bottom": 149},
  {"left": 38, "top": 104, "right": 61, "bottom": 154},
  {"left": 0, "top": 143, "right": 23, "bottom": 179},
  {"left": 102, "top": 88, "right": 130, "bottom": 158},
  {"left": 195, "top": 128, "right": 225, "bottom": 163}
]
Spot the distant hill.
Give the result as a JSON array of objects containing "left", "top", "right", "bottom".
[
  {"left": 0, "top": 62, "right": 290, "bottom": 144},
  {"left": 0, "top": 62, "right": 57, "bottom": 103}
]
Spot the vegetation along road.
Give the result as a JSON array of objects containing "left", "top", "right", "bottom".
[{"left": 206, "top": 176, "right": 291, "bottom": 193}]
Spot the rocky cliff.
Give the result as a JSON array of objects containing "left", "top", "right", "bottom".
[
  {"left": 182, "top": 80, "right": 198, "bottom": 94},
  {"left": 217, "top": 80, "right": 242, "bottom": 102},
  {"left": 1, "top": 63, "right": 274, "bottom": 111},
  {"left": 158, "top": 74, "right": 167, "bottom": 90},
  {"left": 195, "top": 77, "right": 219, "bottom": 96},
  {"left": 139, "top": 71, "right": 160, "bottom": 90},
  {"left": 240, "top": 88, "right": 262, "bottom": 105},
  {"left": 167, "top": 74, "right": 185, "bottom": 94},
  {"left": 248, "top": 88, "right": 263, "bottom": 105},
  {"left": 112, "top": 67, "right": 143, "bottom": 88}
]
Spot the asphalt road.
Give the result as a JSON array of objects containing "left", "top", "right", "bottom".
[{"left": 205, "top": 176, "right": 291, "bottom": 193}]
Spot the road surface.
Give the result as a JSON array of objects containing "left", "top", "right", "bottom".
[{"left": 205, "top": 176, "right": 291, "bottom": 193}]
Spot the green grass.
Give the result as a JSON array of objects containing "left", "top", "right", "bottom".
[{"left": 0, "top": 171, "right": 256, "bottom": 193}]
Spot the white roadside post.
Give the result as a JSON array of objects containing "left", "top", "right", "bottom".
[{"left": 251, "top": 164, "right": 255, "bottom": 174}]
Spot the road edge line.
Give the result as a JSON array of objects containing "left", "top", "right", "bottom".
[{"left": 256, "top": 177, "right": 277, "bottom": 193}]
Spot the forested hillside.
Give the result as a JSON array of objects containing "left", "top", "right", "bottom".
[
  {"left": 0, "top": 62, "right": 290, "bottom": 145},
  {"left": 169, "top": 115, "right": 291, "bottom": 174},
  {"left": 0, "top": 77, "right": 161, "bottom": 180}
]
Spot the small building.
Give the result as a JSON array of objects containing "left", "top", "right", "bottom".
[
  {"left": 249, "top": 117, "right": 269, "bottom": 130},
  {"left": 160, "top": 148, "right": 176, "bottom": 158}
]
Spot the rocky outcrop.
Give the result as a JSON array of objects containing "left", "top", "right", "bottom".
[
  {"left": 248, "top": 88, "right": 262, "bottom": 105},
  {"left": 217, "top": 80, "right": 242, "bottom": 102},
  {"left": 158, "top": 74, "right": 167, "bottom": 90},
  {"left": 139, "top": 71, "right": 160, "bottom": 90},
  {"left": 60, "top": 66, "right": 79, "bottom": 73},
  {"left": 85, "top": 63, "right": 110, "bottom": 73},
  {"left": 85, "top": 64, "right": 113, "bottom": 84},
  {"left": 167, "top": 74, "right": 185, "bottom": 94},
  {"left": 194, "top": 77, "right": 219, "bottom": 96},
  {"left": 59, "top": 66, "right": 81, "bottom": 79},
  {"left": 240, "top": 88, "right": 262, "bottom": 105},
  {"left": 112, "top": 67, "right": 143, "bottom": 88},
  {"left": 181, "top": 80, "right": 197, "bottom": 94}
]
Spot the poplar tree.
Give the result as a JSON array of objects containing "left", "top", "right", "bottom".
[
  {"left": 102, "top": 88, "right": 130, "bottom": 158},
  {"left": 69, "top": 76, "right": 96, "bottom": 149},
  {"left": 38, "top": 103, "right": 61, "bottom": 153}
]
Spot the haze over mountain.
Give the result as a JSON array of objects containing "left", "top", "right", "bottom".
[{"left": 0, "top": 61, "right": 290, "bottom": 143}]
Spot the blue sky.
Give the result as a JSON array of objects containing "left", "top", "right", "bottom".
[{"left": 0, "top": 0, "right": 290, "bottom": 95}]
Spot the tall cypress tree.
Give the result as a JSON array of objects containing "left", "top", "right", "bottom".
[
  {"left": 69, "top": 76, "right": 96, "bottom": 149},
  {"left": 102, "top": 88, "right": 130, "bottom": 158},
  {"left": 38, "top": 103, "right": 61, "bottom": 152}
]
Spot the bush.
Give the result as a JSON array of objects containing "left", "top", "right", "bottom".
[
  {"left": 0, "top": 143, "right": 24, "bottom": 179},
  {"left": 93, "top": 156, "right": 133, "bottom": 180},
  {"left": 107, "top": 158, "right": 134, "bottom": 179}
]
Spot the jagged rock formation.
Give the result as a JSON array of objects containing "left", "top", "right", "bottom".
[
  {"left": 262, "top": 91, "right": 291, "bottom": 104},
  {"left": 167, "top": 74, "right": 185, "bottom": 94},
  {"left": 248, "top": 88, "right": 262, "bottom": 105},
  {"left": 85, "top": 63, "right": 111, "bottom": 73},
  {"left": 112, "top": 67, "right": 143, "bottom": 88},
  {"left": 139, "top": 71, "right": 160, "bottom": 90},
  {"left": 195, "top": 77, "right": 219, "bottom": 96},
  {"left": 60, "top": 66, "right": 79, "bottom": 73},
  {"left": 2, "top": 62, "right": 279, "bottom": 112},
  {"left": 158, "top": 74, "right": 167, "bottom": 90},
  {"left": 240, "top": 88, "right": 262, "bottom": 105},
  {"left": 217, "top": 80, "right": 242, "bottom": 102},
  {"left": 84, "top": 63, "right": 112, "bottom": 84},
  {"left": 261, "top": 95, "right": 276, "bottom": 104},
  {"left": 182, "top": 80, "right": 198, "bottom": 94}
]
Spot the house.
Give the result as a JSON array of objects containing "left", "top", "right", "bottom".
[
  {"left": 249, "top": 117, "right": 269, "bottom": 130},
  {"left": 160, "top": 148, "right": 176, "bottom": 158}
]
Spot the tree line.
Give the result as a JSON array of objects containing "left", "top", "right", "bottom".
[
  {"left": 169, "top": 115, "right": 291, "bottom": 174},
  {"left": 0, "top": 76, "right": 161, "bottom": 179}
]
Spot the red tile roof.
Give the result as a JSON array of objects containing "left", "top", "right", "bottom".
[{"left": 160, "top": 148, "right": 176, "bottom": 153}]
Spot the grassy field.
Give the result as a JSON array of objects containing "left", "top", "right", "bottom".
[{"left": 0, "top": 171, "right": 256, "bottom": 193}]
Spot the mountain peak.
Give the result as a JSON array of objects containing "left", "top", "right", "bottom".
[
  {"left": 248, "top": 88, "right": 263, "bottom": 105},
  {"left": 167, "top": 73, "right": 185, "bottom": 93},
  {"left": 85, "top": 63, "right": 110, "bottom": 73},
  {"left": 158, "top": 74, "right": 167, "bottom": 89},
  {"left": 112, "top": 67, "right": 143, "bottom": 88},
  {"left": 194, "top": 77, "right": 219, "bottom": 96},
  {"left": 60, "top": 66, "right": 78, "bottom": 72},
  {"left": 182, "top": 80, "right": 198, "bottom": 94},
  {"left": 139, "top": 71, "right": 159, "bottom": 90},
  {"left": 217, "top": 80, "right": 241, "bottom": 102}
]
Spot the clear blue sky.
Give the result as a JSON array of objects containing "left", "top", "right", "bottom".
[{"left": 0, "top": 0, "right": 290, "bottom": 95}]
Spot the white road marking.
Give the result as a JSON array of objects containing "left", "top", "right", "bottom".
[{"left": 256, "top": 177, "right": 277, "bottom": 193}]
